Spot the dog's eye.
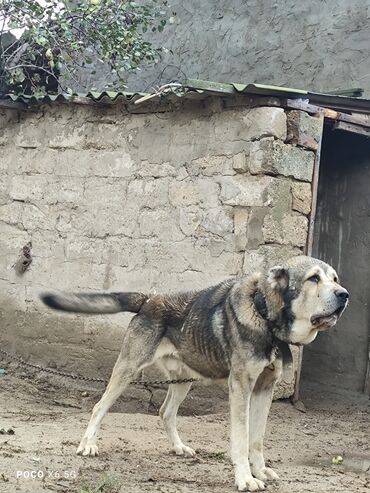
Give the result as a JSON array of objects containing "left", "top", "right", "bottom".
[
  {"left": 307, "top": 274, "right": 320, "bottom": 283},
  {"left": 333, "top": 276, "right": 338, "bottom": 283}
]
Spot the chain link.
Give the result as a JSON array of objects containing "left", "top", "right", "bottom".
[{"left": 0, "top": 348, "right": 199, "bottom": 387}]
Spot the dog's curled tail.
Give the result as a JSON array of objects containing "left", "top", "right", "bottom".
[{"left": 40, "top": 291, "right": 148, "bottom": 314}]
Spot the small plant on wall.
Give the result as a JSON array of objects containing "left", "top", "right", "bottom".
[{"left": 0, "top": 0, "right": 167, "bottom": 96}]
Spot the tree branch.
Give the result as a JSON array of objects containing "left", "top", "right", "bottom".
[{"left": 6, "top": 41, "right": 30, "bottom": 66}]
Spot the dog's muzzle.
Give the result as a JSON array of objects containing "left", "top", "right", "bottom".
[{"left": 311, "top": 287, "right": 349, "bottom": 328}]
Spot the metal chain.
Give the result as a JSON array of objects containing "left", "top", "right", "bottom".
[{"left": 0, "top": 348, "right": 199, "bottom": 387}]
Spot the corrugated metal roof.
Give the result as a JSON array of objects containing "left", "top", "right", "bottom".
[
  {"left": 183, "top": 79, "right": 308, "bottom": 97},
  {"left": 0, "top": 85, "right": 200, "bottom": 108},
  {"left": 4, "top": 90, "right": 146, "bottom": 105},
  {"left": 1, "top": 79, "right": 370, "bottom": 114},
  {"left": 183, "top": 79, "right": 370, "bottom": 114}
]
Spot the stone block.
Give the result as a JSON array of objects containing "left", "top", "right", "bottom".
[
  {"left": 70, "top": 206, "right": 138, "bottom": 239},
  {"left": 137, "top": 160, "right": 178, "bottom": 178},
  {"left": 81, "top": 122, "right": 127, "bottom": 150},
  {"left": 268, "top": 178, "right": 293, "bottom": 219},
  {"left": 0, "top": 223, "right": 30, "bottom": 257},
  {"left": 139, "top": 209, "right": 185, "bottom": 241},
  {"left": 0, "top": 176, "right": 9, "bottom": 205},
  {"left": 200, "top": 207, "right": 233, "bottom": 236},
  {"left": 169, "top": 181, "right": 199, "bottom": 207},
  {"left": 188, "top": 155, "right": 235, "bottom": 177},
  {"left": 110, "top": 266, "right": 164, "bottom": 292},
  {"left": 101, "top": 237, "right": 149, "bottom": 271},
  {"left": 8, "top": 148, "right": 55, "bottom": 175},
  {"left": 243, "top": 244, "right": 303, "bottom": 274},
  {"left": 286, "top": 110, "right": 323, "bottom": 150},
  {"left": 0, "top": 129, "right": 8, "bottom": 147},
  {"left": 182, "top": 247, "right": 243, "bottom": 277},
  {"left": 142, "top": 239, "right": 193, "bottom": 273},
  {"left": 127, "top": 178, "right": 169, "bottom": 209},
  {"left": 219, "top": 175, "right": 277, "bottom": 207},
  {"left": 84, "top": 177, "right": 128, "bottom": 206},
  {"left": 169, "top": 179, "right": 219, "bottom": 208},
  {"left": 28, "top": 229, "right": 65, "bottom": 259},
  {"left": 195, "top": 235, "right": 235, "bottom": 257},
  {"left": 9, "top": 175, "right": 84, "bottom": 205},
  {"left": 41, "top": 258, "right": 108, "bottom": 290},
  {"left": 179, "top": 207, "right": 203, "bottom": 236},
  {"left": 246, "top": 207, "right": 269, "bottom": 249},
  {"left": 232, "top": 153, "right": 248, "bottom": 173},
  {"left": 22, "top": 203, "right": 55, "bottom": 231},
  {"left": 249, "top": 139, "right": 315, "bottom": 182},
  {"left": 15, "top": 123, "right": 42, "bottom": 148},
  {"left": 89, "top": 150, "right": 136, "bottom": 178},
  {"left": 0, "top": 111, "right": 17, "bottom": 147},
  {"left": 241, "top": 107, "right": 287, "bottom": 141},
  {"left": 9, "top": 175, "right": 47, "bottom": 202},
  {"left": 15, "top": 148, "right": 128, "bottom": 178},
  {"left": 291, "top": 181, "right": 312, "bottom": 215},
  {"left": 0, "top": 280, "right": 30, "bottom": 310},
  {"left": 234, "top": 207, "right": 249, "bottom": 252},
  {"left": 64, "top": 236, "right": 106, "bottom": 265},
  {"left": 48, "top": 126, "right": 86, "bottom": 150},
  {"left": 263, "top": 213, "right": 308, "bottom": 247},
  {"left": 0, "top": 202, "right": 24, "bottom": 227},
  {"left": 242, "top": 249, "right": 265, "bottom": 276},
  {"left": 246, "top": 137, "right": 273, "bottom": 173}
]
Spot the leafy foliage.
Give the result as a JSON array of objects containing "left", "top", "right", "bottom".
[{"left": 0, "top": 0, "right": 167, "bottom": 95}]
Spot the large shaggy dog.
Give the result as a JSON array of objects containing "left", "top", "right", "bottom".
[{"left": 41, "top": 255, "right": 348, "bottom": 491}]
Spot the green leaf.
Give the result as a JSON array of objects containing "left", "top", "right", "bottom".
[{"left": 8, "top": 21, "right": 19, "bottom": 29}]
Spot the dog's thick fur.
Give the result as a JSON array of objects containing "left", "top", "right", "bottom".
[{"left": 41, "top": 255, "right": 348, "bottom": 492}]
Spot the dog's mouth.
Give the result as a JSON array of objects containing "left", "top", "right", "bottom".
[{"left": 311, "top": 306, "right": 345, "bottom": 329}]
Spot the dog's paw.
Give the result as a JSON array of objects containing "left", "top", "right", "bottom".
[
  {"left": 76, "top": 441, "right": 99, "bottom": 457},
  {"left": 252, "top": 466, "right": 279, "bottom": 481},
  {"left": 172, "top": 444, "right": 196, "bottom": 457},
  {"left": 236, "top": 476, "right": 265, "bottom": 492}
]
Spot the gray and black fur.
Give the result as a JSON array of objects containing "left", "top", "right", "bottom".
[
  {"left": 42, "top": 278, "right": 284, "bottom": 379},
  {"left": 40, "top": 255, "right": 348, "bottom": 492}
]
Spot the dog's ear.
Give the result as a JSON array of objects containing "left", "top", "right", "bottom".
[{"left": 267, "top": 266, "right": 289, "bottom": 291}]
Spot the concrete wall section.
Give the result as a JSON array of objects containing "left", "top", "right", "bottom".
[{"left": 110, "top": 0, "right": 370, "bottom": 96}]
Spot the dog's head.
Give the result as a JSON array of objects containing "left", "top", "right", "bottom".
[{"left": 261, "top": 255, "right": 349, "bottom": 345}]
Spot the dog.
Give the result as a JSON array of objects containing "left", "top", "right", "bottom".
[{"left": 41, "top": 255, "right": 348, "bottom": 492}]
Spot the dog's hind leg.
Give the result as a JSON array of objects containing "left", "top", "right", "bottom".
[
  {"left": 158, "top": 362, "right": 194, "bottom": 457},
  {"left": 76, "top": 353, "right": 139, "bottom": 456},
  {"left": 159, "top": 382, "right": 194, "bottom": 457},
  {"left": 77, "top": 318, "right": 162, "bottom": 457},
  {"left": 249, "top": 360, "right": 282, "bottom": 482}
]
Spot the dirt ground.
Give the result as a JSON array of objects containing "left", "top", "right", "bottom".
[{"left": 0, "top": 365, "right": 369, "bottom": 493}]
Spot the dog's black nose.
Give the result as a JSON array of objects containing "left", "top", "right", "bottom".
[{"left": 335, "top": 288, "right": 349, "bottom": 303}]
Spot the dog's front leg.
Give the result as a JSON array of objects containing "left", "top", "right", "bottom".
[
  {"left": 249, "top": 361, "right": 282, "bottom": 482},
  {"left": 229, "top": 369, "right": 265, "bottom": 492}
]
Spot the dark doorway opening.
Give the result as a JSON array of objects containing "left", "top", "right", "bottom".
[{"left": 302, "top": 126, "right": 370, "bottom": 395}]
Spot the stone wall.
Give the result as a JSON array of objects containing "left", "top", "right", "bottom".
[{"left": 0, "top": 99, "right": 322, "bottom": 403}]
